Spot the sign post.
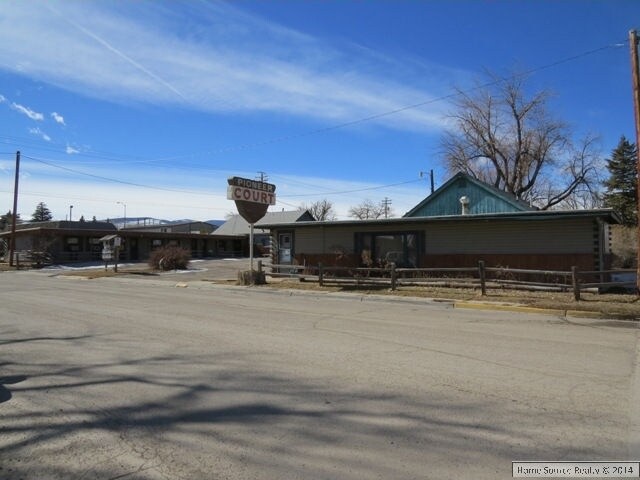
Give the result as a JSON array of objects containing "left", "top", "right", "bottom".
[
  {"left": 249, "top": 223, "right": 254, "bottom": 272},
  {"left": 227, "top": 176, "right": 276, "bottom": 284}
]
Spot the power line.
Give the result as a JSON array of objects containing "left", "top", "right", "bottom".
[
  {"left": 0, "top": 188, "right": 230, "bottom": 212},
  {"left": 22, "top": 154, "right": 220, "bottom": 197},
  {"left": 17, "top": 153, "right": 427, "bottom": 201},
  {"left": 1, "top": 41, "right": 624, "bottom": 168},
  {"left": 111, "top": 40, "right": 623, "bottom": 163},
  {"left": 278, "top": 178, "right": 423, "bottom": 197},
  {"left": 4, "top": 40, "right": 623, "bottom": 212}
]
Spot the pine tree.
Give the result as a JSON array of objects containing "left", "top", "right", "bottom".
[
  {"left": 31, "top": 202, "right": 53, "bottom": 222},
  {"left": 0, "top": 210, "right": 21, "bottom": 231},
  {"left": 603, "top": 136, "right": 638, "bottom": 226}
]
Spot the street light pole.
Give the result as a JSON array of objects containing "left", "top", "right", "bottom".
[{"left": 117, "top": 202, "right": 126, "bottom": 229}]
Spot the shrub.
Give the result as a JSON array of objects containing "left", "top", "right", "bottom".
[{"left": 148, "top": 245, "right": 191, "bottom": 271}]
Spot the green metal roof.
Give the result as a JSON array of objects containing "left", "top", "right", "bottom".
[{"left": 404, "top": 173, "right": 535, "bottom": 217}]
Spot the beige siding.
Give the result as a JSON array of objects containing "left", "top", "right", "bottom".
[
  {"left": 295, "top": 227, "right": 355, "bottom": 254},
  {"left": 425, "top": 219, "right": 594, "bottom": 254}
]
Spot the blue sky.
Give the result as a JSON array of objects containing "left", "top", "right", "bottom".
[{"left": 0, "top": 0, "right": 637, "bottom": 221}]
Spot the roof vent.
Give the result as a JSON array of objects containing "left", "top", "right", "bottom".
[{"left": 459, "top": 195, "right": 470, "bottom": 215}]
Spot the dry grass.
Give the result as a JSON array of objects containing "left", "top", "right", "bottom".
[
  {"left": 55, "top": 267, "right": 159, "bottom": 279},
  {"left": 249, "top": 278, "right": 640, "bottom": 320}
]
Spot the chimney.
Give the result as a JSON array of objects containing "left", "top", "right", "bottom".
[{"left": 459, "top": 196, "right": 470, "bottom": 215}]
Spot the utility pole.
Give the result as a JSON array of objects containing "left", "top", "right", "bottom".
[
  {"left": 9, "top": 151, "right": 20, "bottom": 267},
  {"left": 420, "top": 170, "right": 436, "bottom": 195},
  {"left": 381, "top": 197, "right": 392, "bottom": 219},
  {"left": 629, "top": 30, "right": 640, "bottom": 294},
  {"left": 256, "top": 171, "right": 268, "bottom": 182}
]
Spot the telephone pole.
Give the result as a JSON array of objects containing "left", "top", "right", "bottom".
[
  {"left": 420, "top": 170, "right": 435, "bottom": 194},
  {"left": 9, "top": 151, "right": 20, "bottom": 267},
  {"left": 381, "top": 197, "right": 392, "bottom": 219},
  {"left": 629, "top": 30, "right": 640, "bottom": 293},
  {"left": 256, "top": 171, "right": 268, "bottom": 182}
]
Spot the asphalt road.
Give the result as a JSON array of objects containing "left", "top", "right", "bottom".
[{"left": 1, "top": 270, "right": 639, "bottom": 479}]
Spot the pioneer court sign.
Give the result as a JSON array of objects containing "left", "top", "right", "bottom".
[
  {"left": 227, "top": 176, "right": 277, "bottom": 277},
  {"left": 227, "top": 177, "right": 276, "bottom": 206},
  {"left": 227, "top": 176, "right": 276, "bottom": 224}
]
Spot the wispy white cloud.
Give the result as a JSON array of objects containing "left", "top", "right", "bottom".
[
  {"left": 11, "top": 102, "right": 44, "bottom": 121},
  {"left": 28, "top": 127, "right": 51, "bottom": 142},
  {"left": 51, "top": 112, "right": 66, "bottom": 125},
  {"left": 0, "top": 94, "right": 6, "bottom": 103},
  {"left": 65, "top": 144, "right": 80, "bottom": 154},
  {"left": 0, "top": 1, "right": 465, "bottom": 132}
]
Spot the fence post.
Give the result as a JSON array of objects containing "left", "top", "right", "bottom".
[
  {"left": 571, "top": 266, "right": 581, "bottom": 301},
  {"left": 318, "top": 263, "right": 324, "bottom": 287},
  {"left": 389, "top": 263, "right": 396, "bottom": 290},
  {"left": 478, "top": 260, "right": 486, "bottom": 296},
  {"left": 257, "top": 260, "right": 262, "bottom": 275}
]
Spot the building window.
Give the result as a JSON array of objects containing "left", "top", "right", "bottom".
[{"left": 355, "top": 231, "right": 422, "bottom": 268}]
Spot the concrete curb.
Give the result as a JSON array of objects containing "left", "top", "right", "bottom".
[
  {"left": 208, "top": 283, "right": 625, "bottom": 320},
  {"left": 454, "top": 301, "right": 566, "bottom": 317},
  {"left": 454, "top": 301, "right": 616, "bottom": 319},
  {"left": 56, "top": 273, "right": 635, "bottom": 321}
]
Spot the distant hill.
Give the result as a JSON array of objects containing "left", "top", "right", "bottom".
[
  {"left": 206, "top": 219, "right": 226, "bottom": 227},
  {"left": 102, "top": 217, "right": 225, "bottom": 227}
]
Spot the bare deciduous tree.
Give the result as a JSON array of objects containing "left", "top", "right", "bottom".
[
  {"left": 348, "top": 199, "right": 387, "bottom": 220},
  {"left": 442, "top": 74, "right": 601, "bottom": 210},
  {"left": 300, "top": 199, "right": 337, "bottom": 221}
]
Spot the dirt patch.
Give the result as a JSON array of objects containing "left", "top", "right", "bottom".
[
  {"left": 57, "top": 267, "right": 159, "bottom": 279},
  {"left": 216, "top": 278, "right": 640, "bottom": 320}
]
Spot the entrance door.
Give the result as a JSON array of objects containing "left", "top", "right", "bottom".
[
  {"left": 278, "top": 232, "right": 292, "bottom": 265},
  {"left": 129, "top": 238, "right": 139, "bottom": 261}
]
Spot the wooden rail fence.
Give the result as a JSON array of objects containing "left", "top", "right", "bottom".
[{"left": 258, "top": 260, "right": 636, "bottom": 300}]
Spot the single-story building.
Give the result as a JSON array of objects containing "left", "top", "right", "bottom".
[
  {"left": 123, "top": 220, "right": 217, "bottom": 235},
  {"left": 0, "top": 220, "right": 239, "bottom": 264},
  {"left": 262, "top": 173, "right": 619, "bottom": 273},
  {"left": 212, "top": 210, "right": 315, "bottom": 256}
]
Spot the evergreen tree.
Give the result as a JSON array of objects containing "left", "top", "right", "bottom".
[
  {"left": 603, "top": 136, "right": 638, "bottom": 226},
  {"left": 0, "top": 210, "right": 21, "bottom": 231},
  {"left": 31, "top": 202, "right": 53, "bottom": 222}
]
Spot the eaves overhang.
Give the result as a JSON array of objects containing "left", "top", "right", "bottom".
[{"left": 260, "top": 209, "right": 622, "bottom": 230}]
